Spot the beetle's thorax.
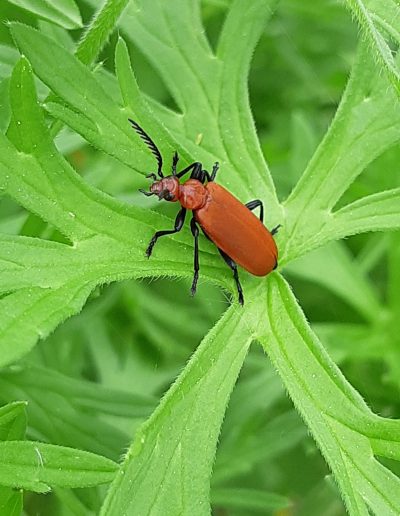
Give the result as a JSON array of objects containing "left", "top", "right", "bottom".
[
  {"left": 178, "top": 179, "right": 208, "bottom": 210},
  {"left": 150, "top": 176, "right": 180, "bottom": 201}
]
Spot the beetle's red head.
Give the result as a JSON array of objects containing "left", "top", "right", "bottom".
[{"left": 140, "top": 175, "right": 180, "bottom": 202}]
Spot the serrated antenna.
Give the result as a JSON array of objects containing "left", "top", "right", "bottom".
[{"left": 128, "top": 119, "right": 164, "bottom": 178}]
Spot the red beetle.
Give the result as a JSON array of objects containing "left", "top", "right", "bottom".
[{"left": 130, "top": 119, "right": 280, "bottom": 305}]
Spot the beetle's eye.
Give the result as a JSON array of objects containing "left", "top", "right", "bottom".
[{"left": 158, "top": 189, "right": 173, "bottom": 201}]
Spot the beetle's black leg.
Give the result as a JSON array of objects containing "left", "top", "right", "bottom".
[
  {"left": 246, "top": 201, "right": 281, "bottom": 235},
  {"left": 190, "top": 163, "right": 203, "bottom": 181},
  {"left": 245, "top": 199, "right": 264, "bottom": 223},
  {"left": 176, "top": 161, "right": 201, "bottom": 179},
  {"left": 190, "top": 163, "right": 206, "bottom": 182},
  {"left": 190, "top": 216, "right": 200, "bottom": 296},
  {"left": 271, "top": 224, "right": 281, "bottom": 236},
  {"left": 217, "top": 248, "right": 244, "bottom": 306},
  {"left": 210, "top": 162, "right": 219, "bottom": 181},
  {"left": 201, "top": 162, "right": 219, "bottom": 183},
  {"left": 146, "top": 207, "right": 187, "bottom": 258},
  {"left": 172, "top": 151, "right": 179, "bottom": 176}
]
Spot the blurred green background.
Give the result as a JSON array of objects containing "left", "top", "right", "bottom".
[{"left": 0, "top": 0, "right": 399, "bottom": 514}]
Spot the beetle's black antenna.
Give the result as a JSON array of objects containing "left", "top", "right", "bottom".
[
  {"left": 139, "top": 189, "right": 155, "bottom": 197},
  {"left": 172, "top": 151, "right": 179, "bottom": 176},
  {"left": 129, "top": 119, "right": 164, "bottom": 178}
]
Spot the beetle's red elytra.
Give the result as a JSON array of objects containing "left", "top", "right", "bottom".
[{"left": 130, "top": 119, "right": 280, "bottom": 305}]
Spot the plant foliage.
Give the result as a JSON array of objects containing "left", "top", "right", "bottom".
[{"left": 0, "top": 0, "right": 399, "bottom": 514}]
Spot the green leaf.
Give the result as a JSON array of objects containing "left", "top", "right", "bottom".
[
  {"left": 344, "top": 0, "right": 400, "bottom": 94},
  {"left": 286, "top": 241, "right": 381, "bottom": 322},
  {"left": 283, "top": 41, "right": 400, "bottom": 263},
  {"left": 388, "top": 233, "right": 400, "bottom": 312},
  {"left": 216, "top": 0, "right": 278, "bottom": 200},
  {"left": 2, "top": 3, "right": 400, "bottom": 514},
  {"left": 331, "top": 188, "right": 400, "bottom": 239},
  {"left": 52, "top": 487, "right": 95, "bottom": 516},
  {"left": 113, "top": 36, "right": 172, "bottom": 155},
  {"left": 17, "top": 0, "right": 282, "bottom": 221},
  {"left": 0, "top": 45, "right": 19, "bottom": 81},
  {"left": 101, "top": 303, "right": 254, "bottom": 515},
  {"left": 10, "top": 23, "right": 175, "bottom": 174},
  {"left": 0, "top": 441, "right": 118, "bottom": 493},
  {"left": 45, "top": 0, "right": 130, "bottom": 139},
  {"left": 0, "top": 79, "right": 11, "bottom": 133},
  {"left": 0, "top": 403, "right": 26, "bottom": 515},
  {"left": 0, "top": 402, "right": 26, "bottom": 441},
  {"left": 115, "top": 0, "right": 280, "bottom": 214},
  {"left": 289, "top": 111, "right": 318, "bottom": 183},
  {"left": 7, "top": 0, "right": 82, "bottom": 29},
  {"left": 260, "top": 274, "right": 400, "bottom": 514},
  {"left": 211, "top": 487, "right": 291, "bottom": 512},
  {"left": 0, "top": 57, "right": 226, "bottom": 367},
  {"left": 2, "top": 364, "right": 156, "bottom": 418},
  {"left": 0, "top": 486, "right": 22, "bottom": 516},
  {"left": 75, "top": 0, "right": 130, "bottom": 66},
  {"left": 213, "top": 411, "right": 305, "bottom": 485},
  {"left": 0, "top": 364, "right": 156, "bottom": 460}
]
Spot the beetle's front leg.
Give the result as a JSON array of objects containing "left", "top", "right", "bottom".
[
  {"left": 190, "top": 216, "right": 200, "bottom": 296},
  {"left": 176, "top": 161, "right": 202, "bottom": 179},
  {"left": 146, "top": 207, "right": 187, "bottom": 258}
]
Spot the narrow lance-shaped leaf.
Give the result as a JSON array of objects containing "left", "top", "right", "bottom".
[
  {"left": 0, "top": 402, "right": 26, "bottom": 442},
  {"left": 10, "top": 23, "right": 154, "bottom": 173},
  {"left": 344, "top": 0, "right": 400, "bottom": 95},
  {"left": 47, "top": 0, "right": 131, "bottom": 138},
  {"left": 0, "top": 441, "right": 118, "bottom": 493},
  {"left": 75, "top": 0, "right": 130, "bottom": 66},
  {"left": 0, "top": 365, "right": 155, "bottom": 461},
  {"left": 282, "top": 41, "right": 400, "bottom": 263},
  {"left": 7, "top": 0, "right": 82, "bottom": 30},
  {"left": 101, "top": 303, "right": 255, "bottom": 515},
  {"left": 0, "top": 486, "right": 22, "bottom": 516},
  {"left": 330, "top": 187, "right": 400, "bottom": 239},
  {"left": 259, "top": 274, "right": 400, "bottom": 515},
  {"left": 0, "top": 402, "right": 26, "bottom": 515},
  {"left": 216, "top": 0, "right": 279, "bottom": 203},
  {"left": 211, "top": 488, "right": 291, "bottom": 512}
]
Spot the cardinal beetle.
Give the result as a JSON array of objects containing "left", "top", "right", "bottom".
[{"left": 130, "top": 119, "right": 280, "bottom": 305}]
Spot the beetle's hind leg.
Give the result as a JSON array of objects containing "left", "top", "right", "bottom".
[
  {"left": 245, "top": 199, "right": 264, "bottom": 223},
  {"left": 271, "top": 224, "right": 281, "bottom": 235},
  {"left": 146, "top": 207, "right": 186, "bottom": 258},
  {"left": 190, "top": 216, "right": 200, "bottom": 296},
  {"left": 217, "top": 248, "right": 244, "bottom": 306},
  {"left": 246, "top": 200, "right": 282, "bottom": 237}
]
